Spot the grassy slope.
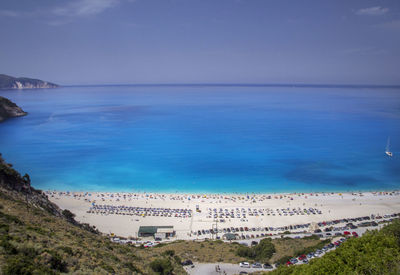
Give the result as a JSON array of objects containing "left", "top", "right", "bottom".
[{"left": 0, "top": 190, "right": 187, "bottom": 274}]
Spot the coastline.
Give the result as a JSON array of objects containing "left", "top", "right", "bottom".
[{"left": 47, "top": 189, "right": 400, "bottom": 240}]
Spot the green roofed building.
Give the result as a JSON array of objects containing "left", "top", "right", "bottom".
[{"left": 138, "top": 226, "right": 175, "bottom": 239}]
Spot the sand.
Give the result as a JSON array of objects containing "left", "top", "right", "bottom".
[{"left": 47, "top": 191, "right": 400, "bottom": 239}]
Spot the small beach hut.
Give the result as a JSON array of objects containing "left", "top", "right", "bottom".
[{"left": 138, "top": 226, "right": 175, "bottom": 239}]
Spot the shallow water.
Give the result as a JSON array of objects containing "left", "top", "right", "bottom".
[{"left": 0, "top": 85, "right": 399, "bottom": 193}]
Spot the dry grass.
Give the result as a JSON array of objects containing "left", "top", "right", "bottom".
[
  {"left": 151, "top": 240, "right": 247, "bottom": 263},
  {"left": 269, "top": 237, "right": 322, "bottom": 263}
]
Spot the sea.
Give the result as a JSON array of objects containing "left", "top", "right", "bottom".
[{"left": 0, "top": 85, "right": 399, "bottom": 193}]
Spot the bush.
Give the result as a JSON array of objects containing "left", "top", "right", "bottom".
[
  {"left": 100, "top": 262, "right": 115, "bottom": 274},
  {"left": 253, "top": 238, "right": 276, "bottom": 260},
  {"left": 173, "top": 255, "right": 181, "bottom": 264},
  {"left": 58, "top": 246, "right": 74, "bottom": 256},
  {"left": 236, "top": 238, "right": 276, "bottom": 261},
  {"left": 62, "top": 209, "right": 76, "bottom": 221},
  {"left": 0, "top": 237, "right": 17, "bottom": 255},
  {"left": 163, "top": 249, "right": 175, "bottom": 257},
  {"left": 49, "top": 252, "right": 68, "bottom": 272},
  {"left": 124, "top": 262, "right": 142, "bottom": 273},
  {"left": 3, "top": 254, "right": 55, "bottom": 275},
  {"left": 150, "top": 258, "right": 173, "bottom": 274},
  {"left": 0, "top": 211, "right": 23, "bottom": 224},
  {"left": 3, "top": 254, "right": 35, "bottom": 275}
]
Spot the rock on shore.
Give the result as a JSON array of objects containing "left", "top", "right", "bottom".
[{"left": 0, "top": 96, "right": 27, "bottom": 122}]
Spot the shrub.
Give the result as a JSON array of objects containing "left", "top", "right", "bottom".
[
  {"left": 163, "top": 249, "right": 175, "bottom": 257},
  {"left": 0, "top": 211, "right": 23, "bottom": 224},
  {"left": 3, "top": 254, "right": 35, "bottom": 275},
  {"left": 58, "top": 245, "right": 74, "bottom": 256},
  {"left": 49, "top": 252, "right": 68, "bottom": 272},
  {"left": 0, "top": 238, "right": 17, "bottom": 255},
  {"left": 236, "top": 238, "right": 276, "bottom": 261},
  {"left": 150, "top": 258, "right": 173, "bottom": 274},
  {"left": 253, "top": 238, "right": 276, "bottom": 260},
  {"left": 236, "top": 246, "right": 254, "bottom": 258},
  {"left": 173, "top": 255, "right": 181, "bottom": 264},
  {"left": 100, "top": 262, "right": 115, "bottom": 274},
  {"left": 124, "top": 262, "right": 142, "bottom": 273},
  {"left": 3, "top": 254, "right": 54, "bottom": 275},
  {"left": 62, "top": 209, "right": 76, "bottom": 221}
]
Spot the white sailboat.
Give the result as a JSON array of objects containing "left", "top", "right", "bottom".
[{"left": 385, "top": 137, "right": 393, "bottom": 157}]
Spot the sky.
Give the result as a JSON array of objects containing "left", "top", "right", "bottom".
[{"left": 0, "top": 0, "right": 400, "bottom": 85}]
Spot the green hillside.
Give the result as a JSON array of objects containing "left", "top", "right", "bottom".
[
  {"left": 267, "top": 220, "right": 400, "bottom": 275},
  {"left": 0, "top": 154, "right": 185, "bottom": 274}
]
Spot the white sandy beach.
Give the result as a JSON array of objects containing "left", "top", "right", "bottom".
[{"left": 47, "top": 191, "right": 400, "bottom": 239}]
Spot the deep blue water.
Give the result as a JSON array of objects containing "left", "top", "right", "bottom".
[{"left": 0, "top": 85, "right": 399, "bottom": 193}]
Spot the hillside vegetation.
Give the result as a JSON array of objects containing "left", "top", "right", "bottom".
[
  {"left": 267, "top": 220, "right": 400, "bottom": 275},
  {"left": 0, "top": 154, "right": 185, "bottom": 274}
]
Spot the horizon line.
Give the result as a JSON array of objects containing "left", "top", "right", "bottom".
[{"left": 61, "top": 82, "right": 400, "bottom": 89}]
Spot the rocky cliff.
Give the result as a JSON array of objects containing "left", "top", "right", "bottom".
[
  {"left": 0, "top": 96, "right": 27, "bottom": 122},
  {"left": 0, "top": 74, "right": 58, "bottom": 89},
  {"left": 0, "top": 153, "right": 63, "bottom": 217}
]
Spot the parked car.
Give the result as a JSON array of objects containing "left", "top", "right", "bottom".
[
  {"left": 252, "top": 263, "right": 262, "bottom": 268},
  {"left": 181, "top": 260, "right": 193, "bottom": 266},
  {"left": 263, "top": 263, "right": 273, "bottom": 269},
  {"left": 352, "top": 232, "right": 359, "bottom": 237},
  {"left": 240, "top": 262, "right": 250, "bottom": 268},
  {"left": 298, "top": 254, "right": 306, "bottom": 260},
  {"left": 143, "top": 242, "right": 154, "bottom": 248},
  {"left": 290, "top": 258, "right": 298, "bottom": 264}
]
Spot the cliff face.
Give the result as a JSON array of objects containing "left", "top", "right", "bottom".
[
  {"left": 0, "top": 74, "right": 58, "bottom": 89},
  {"left": 0, "top": 96, "right": 27, "bottom": 122}
]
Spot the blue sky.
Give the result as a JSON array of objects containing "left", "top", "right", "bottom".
[{"left": 0, "top": 0, "right": 399, "bottom": 85}]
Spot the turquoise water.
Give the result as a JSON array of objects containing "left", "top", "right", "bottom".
[{"left": 0, "top": 85, "right": 399, "bottom": 193}]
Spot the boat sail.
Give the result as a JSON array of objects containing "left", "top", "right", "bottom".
[{"left": 385, "top": 137, "right": 393, "bottom": 157}]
